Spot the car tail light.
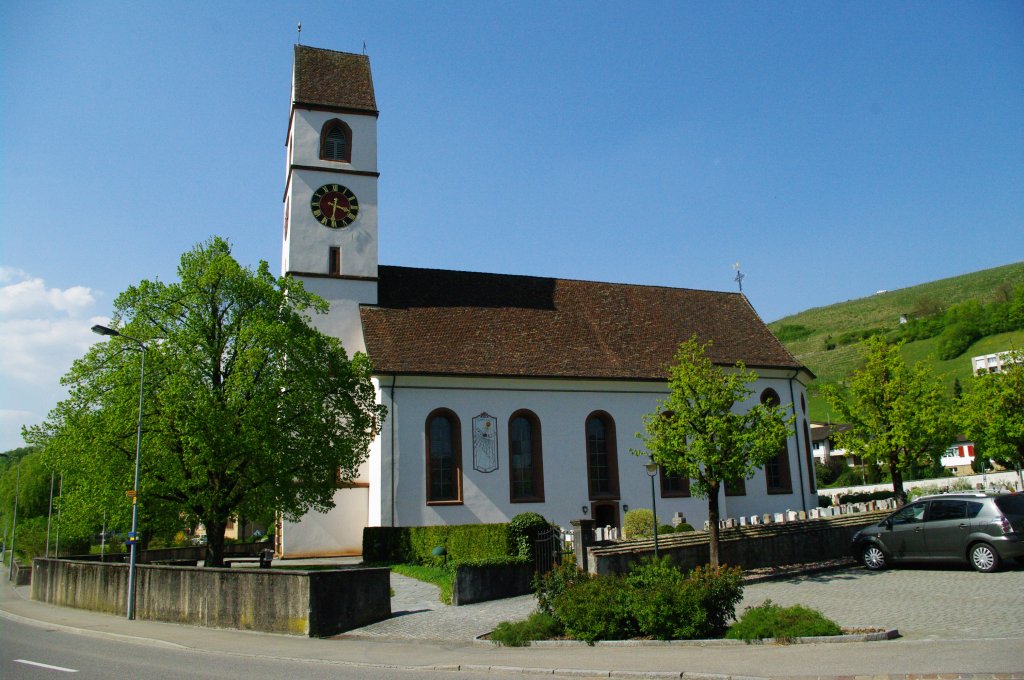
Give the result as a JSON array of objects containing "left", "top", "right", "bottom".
[{"left": 995, "top": 516, "right": 1013, "bottom": 534}]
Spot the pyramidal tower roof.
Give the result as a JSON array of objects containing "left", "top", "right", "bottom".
[{"left": 292, "top": 45, "right": 377, "bottom": 113}]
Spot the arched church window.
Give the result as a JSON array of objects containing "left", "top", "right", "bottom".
[
  {"left": 320, "top": 119, "right": 352, "bottom": 162},
  {"left": 661, "top": 467, "right": 690, "bottom": 497},
  {"left": 509, "top": 410, "right": 544, "bottom": 503},
  {"left": 760, "top": 388, "right": 792, "bottom": 494},
  {"left": 585, "top": 412, "right": 620, "bottom": 500},
  {"left": 426, "top": 409, "right": 462, "bottom": 504}
]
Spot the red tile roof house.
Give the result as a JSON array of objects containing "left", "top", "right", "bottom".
[{"left": 278, "top": 46, "right": 816, "bottom": 557}]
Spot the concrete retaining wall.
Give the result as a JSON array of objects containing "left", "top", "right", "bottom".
[
  {"left": 588, "top": 512, "right": 887, "bottom": 575},
  {"left": 11, "top": 558, "right": 31, "bottom": 586},
  {"left": 31, "top": 559, "right": 390, "bottom": 637},
  {"left": 451, "top": 562, "right": 534, "bottom": 605}
]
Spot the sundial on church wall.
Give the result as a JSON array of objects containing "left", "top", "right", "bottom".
[{"left": 472, "top": 413, "right": 499, "bottom": 473}]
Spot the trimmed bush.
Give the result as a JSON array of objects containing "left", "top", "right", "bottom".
[
  {"left": 726, "top": 600, "right": 842, "bottom": 642},
  {"left": 622, "top": 508, "right": 656, "bottom": 539},
  {"left": 363, "top": 523, "right": 511, "bottom": 565},
  {"left": 674, "top": 522, "right": 695, "bottom": 532},
  {"left": 507, "top": 512, "right": 550, "bottom": 559}
]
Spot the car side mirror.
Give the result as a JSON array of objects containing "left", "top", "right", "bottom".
[{"left": 884, "top": 518, "right": 893, "bottom": 530}]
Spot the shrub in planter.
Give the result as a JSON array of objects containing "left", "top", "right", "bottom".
[
  {"left": 688, "top": 564, "right": 744, "bottom": 636},
  {"left": 490, "top": 611, "right": 562, "bottom": 647},
  {"left": 534, "top": 558, "right": 587, "bottom": 617},
  {"left": 552, "top": 573, "right": 635, "bottom": 643},
  {"left": 726, "top": 600, "right": 842, "bottom": 642},
  {"left": 624, "top": 558, "right": 743, "bottom": 640}
]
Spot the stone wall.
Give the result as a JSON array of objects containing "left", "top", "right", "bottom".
[
  {"left": 31, "top": 559, "right": 390, "bottom": 637},
  {"left": 450, "top": 562, "right": 534, "bottom": 605},
  {"left": 588, "top": 511, "right": 887, "bottom": 575}
]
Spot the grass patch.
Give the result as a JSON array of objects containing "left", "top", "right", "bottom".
[
  {"left": 490, "top": 611, "right": 562, "bottom": 646},
  {"left": 726, "top": 600, "right": 842, "bottom": 643}
]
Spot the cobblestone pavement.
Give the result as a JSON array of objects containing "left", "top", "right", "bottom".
[
  {"left": 344, "top": 562, "right": 1024, "bottom": 642},
  {"left": 737, "top": 562, "right": 1024, "bottom": 641},
  {"left": 341, "top": 572, "right": 537, "bottom": 641}
]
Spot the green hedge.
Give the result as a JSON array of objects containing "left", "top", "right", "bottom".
[{"left": 363, "top": 523, "right": 512, "bottom": 565}]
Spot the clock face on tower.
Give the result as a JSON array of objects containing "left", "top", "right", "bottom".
[{"left": 310, "top": 184, "right": 359, "bottom": 228}]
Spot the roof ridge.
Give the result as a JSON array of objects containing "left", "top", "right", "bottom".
[{"left": 377, "top": 263, "right": 740, "bottom": 298}]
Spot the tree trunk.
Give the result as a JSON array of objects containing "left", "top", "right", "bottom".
[
  {"left": 204, "top": 518, "right": 227, "bottom": 568},
  {"left": 889, "top": 456, "right": 906, "bottom": 507},
  {"left": 707, "top": 482, "right": 721, "bottom": 568}
]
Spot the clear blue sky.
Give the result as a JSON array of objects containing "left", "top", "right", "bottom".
[{"left": 2, "top": 1, "right": 1022, "bottom": 450}]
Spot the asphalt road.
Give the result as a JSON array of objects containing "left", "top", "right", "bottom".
[{"left": 0, "top": 616, "right": 502, "bottom": 680}]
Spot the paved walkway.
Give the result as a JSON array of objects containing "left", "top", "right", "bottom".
[{"left": 342, "top": 572, "right": 536, "bottom": 641}]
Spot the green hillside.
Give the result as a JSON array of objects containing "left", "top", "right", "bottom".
[{"left": 769, "top": 262, "right": 1024, "bottom": 421}]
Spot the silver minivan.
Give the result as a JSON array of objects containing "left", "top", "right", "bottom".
[{"left": 851, "top": 492, "right": 1024, "bottom": 572}]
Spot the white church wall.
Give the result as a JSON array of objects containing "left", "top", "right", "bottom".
[
  {"left": 376, "top": 373, "right": 814, "bottom": 533},
  {"left": 281, "top": 487, "right": 368, "bottom": 557},
  {"left": 297, "top": 277, "right": 377, "bottom": 355}
]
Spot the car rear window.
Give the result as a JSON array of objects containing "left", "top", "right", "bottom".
[{"left": 994, "top": 495, "right": 1024, "bottom": 516}]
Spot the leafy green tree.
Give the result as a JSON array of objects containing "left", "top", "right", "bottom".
[
  {"left": 633, "top": 337, "right": 792, "bottom": 568},
  {"left": 26, "top": 237, "right": 386, "bottom": 567},
  {"left": 822, "top": 337, "right": 955, "bottom": 506},
  {"left": 959, "top": 350, "right": 1024, "bottom": 481}
]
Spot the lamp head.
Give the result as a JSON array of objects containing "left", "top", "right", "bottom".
[
  {"left": 645, "top": 461, "right": 659, "bottom": 477},
  {"left": 91, "top": 324, "right": 119, "bottom": 337}
]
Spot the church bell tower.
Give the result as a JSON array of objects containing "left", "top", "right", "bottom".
[{"left": 282, "top": 45, "right": 379, "bottom": 353}]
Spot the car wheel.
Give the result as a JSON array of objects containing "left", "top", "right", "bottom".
[
  {"left": 969, "top": 543, "right": 1000, "bottom": 573},
  {"left": 862, "top": 544, "right": 887, "bottom": 570}
]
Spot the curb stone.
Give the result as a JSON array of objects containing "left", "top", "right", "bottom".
[{"left": 477, "top": 629, "right": 900, "bottom": 647}]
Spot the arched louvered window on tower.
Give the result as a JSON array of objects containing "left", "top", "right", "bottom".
[{"left": 320, "top": 119, "right": 352, "bottom": 162}]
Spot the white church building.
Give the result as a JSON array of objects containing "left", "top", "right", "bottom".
[{"left": 278, "top": 46, "right": 817, "bottom": 557}]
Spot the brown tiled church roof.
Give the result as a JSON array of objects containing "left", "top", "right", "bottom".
[
  {"left": 293, "top": 46, "right": 377, "bottom": 113},
  {"left": 360, "top": 266, "right": 804, "bottom": 380}
]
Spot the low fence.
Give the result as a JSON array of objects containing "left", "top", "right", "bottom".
[
  {"left": 587, "top": 511, "right": 888, "bottom": 575},
  {"left": 31, "top": 558, "right": 390, "bottom": 637}
]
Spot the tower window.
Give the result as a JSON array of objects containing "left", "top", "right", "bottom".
[
  {"left": 320, "top": 119, "right": 352, "bottom": 163},
  {"left": 329, "top": 247, "right": 340, "bottom": 275}
]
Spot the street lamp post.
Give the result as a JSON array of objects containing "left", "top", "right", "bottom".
[
  {"left": 645, "top": 461, "right": 660, "bottom": 559},
  {"left": 91, "top": 324, "right": 146, "bottom": 620},
  {"left": 1, "top": 453, "right": 20, "bottom": 580}
]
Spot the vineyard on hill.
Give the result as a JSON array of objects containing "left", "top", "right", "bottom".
[{"left": 768, "top": 262, "right": 1024, "bottom": 421}]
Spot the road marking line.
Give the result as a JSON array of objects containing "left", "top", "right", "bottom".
[{"left": 14, "top": 659, "right": 79, "bottom": 673}]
